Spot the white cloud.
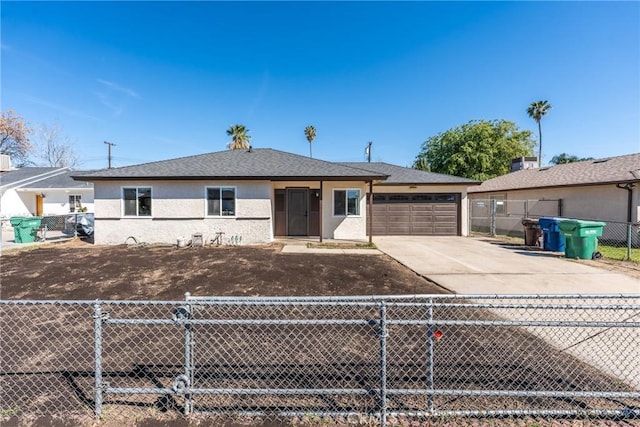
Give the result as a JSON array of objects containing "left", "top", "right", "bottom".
[{"left": 96, "top": 79, "right": 140, "bottom": 99}]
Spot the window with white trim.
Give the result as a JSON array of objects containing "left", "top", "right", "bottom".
[
  {"left": 69, "top": 195, "right": 82, "bottom": 213},
  {"left": 207, "top": 187, "right": 236, "bottom": 216},
  {"left": 333, "top": 189, "right": 360, "bottom": 216},
  {"left": 123, "top": 187, "right": 152, "bottom": 216}
]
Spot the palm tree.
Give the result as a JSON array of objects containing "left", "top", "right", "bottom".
[
  {"left": 304, "top": 125, "right": 316, "bottom": 158},
  {"left": 527, "top": 100, "right": 552, "bottom": 165},
  {"left": 226, "top": 124, "right": 251, "bottom": 150}
]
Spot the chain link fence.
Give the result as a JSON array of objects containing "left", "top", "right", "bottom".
[
  {"left": 469, "top": 199, "right": 639, "bottom": 261},
  {"left": 1, "top": 295, "right": 639, "bottom": 425}
]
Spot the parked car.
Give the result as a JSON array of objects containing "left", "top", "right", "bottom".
[{"left": 64, "top": 213, "right": 94, "bottom": 237}]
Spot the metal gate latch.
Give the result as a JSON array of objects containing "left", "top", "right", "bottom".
[
  {"left": 172, "top": 306, "right": 191, "bottom": 322},
  {"left": 172, "top": 374, "right": 190, "bottom": 394}
]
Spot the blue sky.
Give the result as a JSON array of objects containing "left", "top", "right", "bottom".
[{"left": 2, "top": 1, "right": 639, "bottom": 169}]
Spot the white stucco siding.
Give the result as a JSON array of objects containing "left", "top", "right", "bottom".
[
  {"left": 323, "top": 181, "right": 368, "bottom": 240},
  {"left": 93, "top": 180, "right": 273, "bottom": 245},
  {"left": 1, "top": 191, "right": 30, "bottom": 218},
  {"left": 372, "top": 184, "right": 471, "bottom": 236}
]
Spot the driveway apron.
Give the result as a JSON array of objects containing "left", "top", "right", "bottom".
[{"left": 374, "top": 236, "right": 639, "bottom": 295}]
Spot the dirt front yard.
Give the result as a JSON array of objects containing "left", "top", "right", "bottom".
[{"left": 0, "top": 241, "right": 445, "bottom": 300}]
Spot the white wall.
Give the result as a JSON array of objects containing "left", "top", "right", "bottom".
[{"left": 93, "top": 180, "right": 273, "bottom": 245}]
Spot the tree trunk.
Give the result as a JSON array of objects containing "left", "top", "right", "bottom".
[{"left": 537, "top": 120, "right": 542, "bottom": 166}]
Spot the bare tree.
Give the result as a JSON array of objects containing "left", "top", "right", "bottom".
[
  {"left": 32, "top": 122, "right": 79, "bottom": 167},
  {"left": 0, "top": 110, "right": 33, "bottom": 166}
]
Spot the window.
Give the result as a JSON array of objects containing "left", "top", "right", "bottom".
[
  {"left": 207, "top": 187, "right": 235, "bottom": 216},
  {"left": 333, "top": 189, "right": 360, "bottom": 216},
  {"left": 123, "top": 187, "right": 152, "bottom": 217},
  {"left": 69, "top": 195, "right": 82, "bottom": 213}
]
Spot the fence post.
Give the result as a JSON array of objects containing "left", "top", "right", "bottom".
[
  {"left": 93, "top": 302, "right": 103, "bottom": 419},
  {"left": 184, "top": 299, "right": 194, "bottom": 415},
  {"left": 379, "top": 303, "right": 388, "bottom": 427},
  {"left": 524, "top": 200, "right": 529, "bottom": 219},
  {"left": 490, "top": 199, "right": 497, "bottom": 237},
  {"left": 627, "top": 222, "right": 633, "bottom": 261},
  {"left": 426, "top": 298, "right": 434, "bottom": 413}
]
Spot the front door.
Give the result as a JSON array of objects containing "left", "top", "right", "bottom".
[
  {"left": 35, "top": 194, "right": 44, "bottom": 216},
  {"left": 287, "top": 189, "right": 308, "bottom": 236}
]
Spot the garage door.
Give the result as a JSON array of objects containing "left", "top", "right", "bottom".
[{"left": 367, "top": 193, "right": 459, "bottom": 236}]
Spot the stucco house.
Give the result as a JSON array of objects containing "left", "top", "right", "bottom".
[
  {"left": 74, "top": 148, "right": 478, "bottom": 245},
  {"left": 1, "top": 167, "right": 94, "bottom": 227},
  {"left": 468, "top": 152, "right": 640, "bottom": 226}
]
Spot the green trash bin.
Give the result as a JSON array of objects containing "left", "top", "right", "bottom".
[
  {"left": 558, "top": 219, "right": 606, "bottom": 259},
  {"left": 9, "top": 217, "right": 26, "bottom": 243},
  {"left": 17, "top": 217, "right": 43, "bottom": 243}
]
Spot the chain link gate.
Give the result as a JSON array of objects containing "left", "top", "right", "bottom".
[{"left": 2, "top": 295, "right": 639, "bottom": 425}]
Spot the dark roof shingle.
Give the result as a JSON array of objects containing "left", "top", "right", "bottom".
[
  {"left": 469, "top": 153, "right": 640, "bottom": 193},
  {"left": 74, "top": 149, "right": 388, "bottom": 181},
  {"left": 21, "top": 171, "right": 94, "bottom": 189},
  {"left": 339, "top": 162, "right": 479, "bottom": 185}
]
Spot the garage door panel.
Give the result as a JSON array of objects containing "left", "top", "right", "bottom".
[
  {"left": 386, "top": 205, "right": 411, "bottom": 213},
  {"left": 434, "top": 204, "right": 456, "bottom": 213},
  {"left": 368, "top": 193, "right": 459, "bottom": 236},
  {"left": 409, "top": 204, "right": 433, "bottom": 213}
]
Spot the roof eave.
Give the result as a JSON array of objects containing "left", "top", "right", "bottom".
[
  {"left": 469, "top": 178, "right": 640, "bottom": 194},
  {"left": 73, "top": 174, "right": 388, "bottom": 182},
  {"left": 375, "top": 181, "right": 481, "bottom": 186}
]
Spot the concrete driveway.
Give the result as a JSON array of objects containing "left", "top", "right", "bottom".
[{"left": 374, "top": 236, "right": 639, "bottom": 294}]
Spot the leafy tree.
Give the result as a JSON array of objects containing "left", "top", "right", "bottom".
[
  {"left": 226, "top": 124, "right": 251, "bottom": 150},
  {"left": 304, "top": 125, "right": 316, "bottom": 158},
  {"left": 413, "top": 119, "right": 535, "bottom": 181},
  {"left": 526, "top": 100, "right": 552, "bottom": 165},
  {"left": 31, "top": 122, "right": 79, "bottom": 167},
  {"left": 0, "top": 110, "right": 33, "bottom": 166},
  {"left": 549, "top": 152, "right": 594, "bottom": 165}
]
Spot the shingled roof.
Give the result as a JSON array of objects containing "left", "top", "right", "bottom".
[
  {"left": 21, "top": 170, "right": 94, "bottom": 189},
  {"left": 339, "top": 162, "right": 480, "bottom": 185},
  {"left": 0, "top": 167, "right": 67, "bottom": 190},
  {"left": 73, "top": 149, "right": 388, "bottom": 181},
  {"left": 469, "top": 153, "right": 640, "bottom": 193}
]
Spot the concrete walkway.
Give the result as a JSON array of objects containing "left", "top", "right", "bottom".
[
  {"left": 374, "top": 236, "right": 639, "bottom": 294},
  {"left": 1, "top": 229, "right": 74, "bottom": 254}
]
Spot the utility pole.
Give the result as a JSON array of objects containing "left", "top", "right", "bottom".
[
  {"left": 104, "top": 141, "right": 116, "bottom": 169},
  {"left": 366, "top": 141, "right": 372, "bottom": 163}
]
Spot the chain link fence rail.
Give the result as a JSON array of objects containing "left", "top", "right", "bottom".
[
  {"left": 469, "top": 199, "right": 561, "bottom": 237},
  {"left": 1, "top": 295, "right": 639, "bottom": 425},
  {"left": 469, "top": 199, "right": 639, "bottom": 261}
]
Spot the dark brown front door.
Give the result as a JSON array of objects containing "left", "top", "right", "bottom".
[{"left": 287, "top": 189, "right": 308, "bottom": 236}]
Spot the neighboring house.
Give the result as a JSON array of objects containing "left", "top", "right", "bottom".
[
  {"left": 18, "top": 170, "right": 95, "bottom": 215},
  {"left": 74, "top": 148, "right": 478, "bottom": 245},
  {"left": 1, "top": 166, "right": 93, "bottom": 228},
  {"left": 468, "top": 152, "right": 640, "bottom": 225}
]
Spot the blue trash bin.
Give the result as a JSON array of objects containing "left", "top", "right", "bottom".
[{"left": 538, "top": 217, "right": 566, "bottom": 252}]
